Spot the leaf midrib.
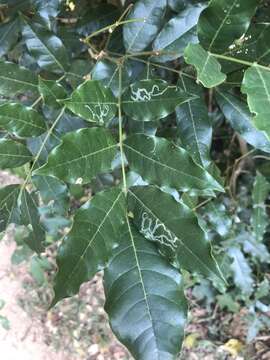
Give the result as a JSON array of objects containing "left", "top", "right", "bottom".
[
  {"left": 24, "top": 20, "right": 66, "bottom": 72},
  {"left": 124, "top": 142, "right": 211, "bottom": 188},
  {"left": 56, "top": 190, "right": 123, "bottom": 297},
  {"left": 126, "top": 216, "right": 161, "bottom": 359},
  {"left": 43, "top": 144, "right": 117, "bottom": 170},
  {"left": 128, "top": 189, "right": 221, "bottom": 281}
]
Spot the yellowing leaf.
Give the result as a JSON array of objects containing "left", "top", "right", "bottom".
[
  {"left": 222, "top": 339, "right": 244, "bottom": 356},
  {"left": 183, "top": 333, "right": 199, "bottom": 349}
]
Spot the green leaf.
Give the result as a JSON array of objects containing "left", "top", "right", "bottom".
[
  {"left": 35, "top": 127, "right": 118, "bottom": 184},
  {"left": 122, "top": 79, "right": 193, "bottom": 121},
  {"left": 11, "top": 244, "right": 32, "bottom": 265},
  {"left": 128, "top": 186, "right": 224, "bottom": 283},
  {"left": 0, "top": 184, "right": 45, "bottom": 253},
  {"left": 0, "top": 139, "right": 32, "bottom": 169},
  {"left": 104, "top": 220, "right": 187, "bottom": 360},
  {"left": 198, "top": 0, "right": 257, "bottom": 53},
  {"left": 77, "top": 3, "right": 119, "bottom": 36},
  {"left": 62, "top": 80, "right": 117, "bottom": 125},
  {"left": 176, "top": 77, "right": 212, "bottom": 167},
  {"left": 184, "top": 43, "right": 226, "bottom": 88},
  {"left": 204, "top": 202, "right": 232, "bottom": 237},
  {"left": 0, "top": 61, "right": 38, "bottom": 96},
  {"left": 22, "top": 16, "right": 70, "bottom": 73},
  {"left": 38, "top": 77, "right": 67, "bottom": 109},
  {"left": 168, "top": 0, "right": 204, "bottom": 12},
  {"left": 0, "top": 18, "right": 20, "bottom": 57},
  {"left": 92, "top": 60, "right": 131, "bottom": 96},
  {"left": 216, "top": 89, "right": 270, "bottom": 153},
  {"left": 0, "top": 185, "right": 21, "bottom": 233},
  {"left": 20, "top": 189, "right": 45, "bottom": 254},
  {"left": 124, "top": 134, "right": 223, "bottom": 195},
  {"left": 228, "top": 247, "right": 253, "bottom": 295},
  {"left": 152, "top": 4, "right": 205, "bottom": 63},
  {"left": 241, "top": 65, "right": 270, "bottom": 138},
  {"left": 0, "top": 103, "right": 47, "bottom": 137},
  {"left": 32, "top": 175, "right": 68, "bottom": 215},
  {"left": 251, "top": 173, "right": 270, "bottom": 243},
  {"left": 32, "top": 0, "right": 61, "bottom": 24},
  {"left": 123, "top": 0, "right": 167, "bottom": 53},
  {"left": 52, "top": 187, "right": 125, "bottom": 305}
]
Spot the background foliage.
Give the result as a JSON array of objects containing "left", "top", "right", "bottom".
[{"left": 0, "top": 0, "right": 270, "bottom": 359}]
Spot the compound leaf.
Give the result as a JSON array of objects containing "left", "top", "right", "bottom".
[
  {"left": 62, "top": 80, "right": 117, "bottom": 125},
  {"left": 124, "top": 134, "right": 223, "bottom": 195},
  {"left": 104, "top": 219, "right": 187, "bottom": 360},
  {"left": 184, "top": 43, "right": 226, "bottom": 88},
  {"left": 122, "top": 79, "right": 193, "bottom": 121},
  {"left": 35, "top": 127, "right": 118, "bottom": 184},
  {"left": 128, "top": 186, "right": 224, "bottom": 283},
  {"left": 52, "top": 187, "right": 126, "bottom": 305},
  {"left": 0, "top": 103, "right": 47, "bottom": 137},
  {"left": 123, "top": 0, "right": 167, "bottom": 53}
]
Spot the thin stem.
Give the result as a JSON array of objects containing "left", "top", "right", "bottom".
[
  {"left": 20, "top": 106, "right": 66, "bottom": 192},
  {"left": 31, "top": 96, "right": 42, "bottom": 108},
  {"left": 211, "top": 52, "right": 270, "bottom": 71},
  {"left": 124, "top": 50, "right": 179, "bottom": 58},
  {"left": 104, "top": 3, "right": 133, "bottom": 51},
  {"left": 30, "top": 73, "right": 66, "bottom": 108},
  {"left": 192, "top": 198, "right": 213, "bottom": 211},
  {"left": 118, "top": 64, "right": 127, "bottom": 196},
  {"left": 84, "top": 18, "right": 144, "bottom": 42},
  {"left": 110, "top": 52, "right": 196, "bottom": 79}
]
